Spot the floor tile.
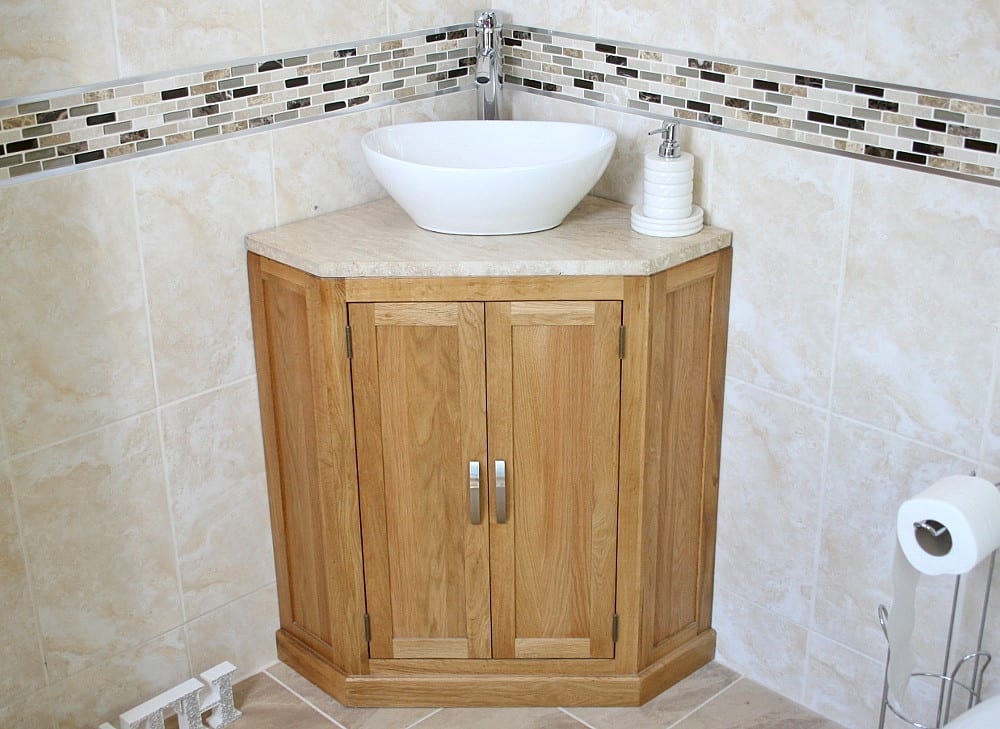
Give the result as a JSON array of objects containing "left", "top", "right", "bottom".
[
  {"left": 223, "top": 673, "right": 336, "bottom": 728},
  {"left": 415, "top": 707, "right": 586, "bottom": 728},
  {"left": 265, "top": 662, "right": 437, "bottom": 729},
  {"left": 565, "top": 662, "right": 740, "bottom": 729},
  {"left": 672, "top": 678, "right": 845, "bottom": 728}
]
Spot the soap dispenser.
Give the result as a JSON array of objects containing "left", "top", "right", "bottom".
[{"left": 631, "top": 122, "right": 704, "bottom": 237}]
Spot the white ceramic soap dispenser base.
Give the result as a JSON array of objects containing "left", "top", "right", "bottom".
[
  {"left": 631, "top": 205, "right": 704, "bottom": 237},
  {"left": 633, "top": 122, "right": 704, "bottom": 237}
]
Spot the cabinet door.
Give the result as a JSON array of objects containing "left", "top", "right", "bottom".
[
  {"left": 486, "top": 301, "right": 622, "bottom": 659},
  {"left": 350, "top": 302, "right": 492, "bottom": 659}
]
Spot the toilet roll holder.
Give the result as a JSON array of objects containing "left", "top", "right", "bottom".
[{"left": 877, "top": 545, "right": 996, "bottom": 729}]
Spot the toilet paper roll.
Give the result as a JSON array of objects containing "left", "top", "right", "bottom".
[
  {"left": 896, "top": 475, "right": 1000, "bottom": 576},
  {"left": 887, "top": 475, "right": 1000, "bottom": 701}
]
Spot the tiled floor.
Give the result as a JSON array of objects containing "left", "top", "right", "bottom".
[{"left": 226, "top": 661, "right": 846, "bottom": 729}]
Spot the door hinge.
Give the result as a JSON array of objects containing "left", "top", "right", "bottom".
[
  {"left": 363, "top": 612, "right": 371, "bottom": 642},
  {"left": 612, "top": 614, "right": 619, "bottom": 643},
  {"left": 345, "top": 325, "right": 353, "bottom": 359},
  {"left": 618, "top": 326, "right": 625, "bottom": 360}
]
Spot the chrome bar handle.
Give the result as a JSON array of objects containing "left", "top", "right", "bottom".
[
  {"left": 469, "top": 461, "right": 481, "bottom": 524},
  {"left": 495, "top": 460, "right": 507, "bottom": 523}
]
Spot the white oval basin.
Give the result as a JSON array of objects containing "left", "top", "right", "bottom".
[{"left": 361, "top": 121, "right": 616, "bottom": 235}]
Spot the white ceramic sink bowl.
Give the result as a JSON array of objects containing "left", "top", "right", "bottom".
[{"left": 361, "top": 121, "right": 616, "bottom": 235}]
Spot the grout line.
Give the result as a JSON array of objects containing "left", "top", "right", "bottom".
[
  {"left": 663, "top": 677, "right": 745, "bottom": 729},
  {"left": 400, "top": 707, "right": 444, "bottom": 728},
  {"left": 127, "top": 157, "right": 192, "bottom": 673},
  {"left": 725, "top": 375, "right": 984, "bottom": 469},
  {"left": 257, "top": 0, "right": 267, "bottom": 55},
  {"left": 4, "top": 374, "right": 258, "bottom": 462},
  {"left": 261, "top": 668, "right": 350, "bottom": 728},
  {"left": 805, "top": 159, "right": 855, "bottom": 640},
  {"left": 268, "top": 130, "right": 280, "bottom": 226},
  {"left": 723, "top": 375, "right": 830, "bottom": 416},
  {"left": 558, "top": 707, "right": 601, "bottom": 728},
  {"left": 108, "top": 0, "right": 124, "bottom": 79},
  {"left": 825, "top": 159, "right": 856, "bottom": 413},
  {"left": 3, "top": 455, "right": 51, "bottom": 690},
  {"left": 805, "top": 405, "right": 835, "bottom": 634},
  {"left": 185, "top": 581, "right": 277, "bottom": 625},
  {"left": 976, "top": 326, "right": 1000, "bottom": 467}
]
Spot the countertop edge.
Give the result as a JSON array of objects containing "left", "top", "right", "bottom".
[{"left": 246, "top": 197, "right": 733, "bottom": 279}]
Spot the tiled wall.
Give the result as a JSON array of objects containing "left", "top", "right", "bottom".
[
  {"left": 504, "top": 26, "right": 1000, "bottom": 185},
  {"left": 0, "top": 28, "right": 475, "bottom": 183},
  {"left": 3, "top": 13, "right": 1000, "bottom": 189},
  {"left": 0, "top": 1, "right": 481, "bottom": 724},
  {"left": 0, "top": 89, "right": 476, "bottom": 728},
  {"left": 513, "top": 87, "right": 1000, "bottom": 729}
]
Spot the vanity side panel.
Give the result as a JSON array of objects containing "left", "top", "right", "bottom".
[
  {"left": 642, "top": 249, "right": 731, "bottom": 664},
  {"left": 698, "top": 246, "right": 732, "bottom": 632},
  {"left": 248, "top": 254, "right": 367, "bottom": 674}
]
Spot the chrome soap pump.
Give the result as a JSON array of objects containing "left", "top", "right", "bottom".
[{"left": 630, "top": 121, "right": 704, "bottom": 237}]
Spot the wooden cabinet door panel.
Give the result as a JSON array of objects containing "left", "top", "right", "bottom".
[
  {"left": 486, "top": 301, "right": 622, "bottom": 659},
  {"left": 350, "top": 302, "right": 491, "bottom": 659}
]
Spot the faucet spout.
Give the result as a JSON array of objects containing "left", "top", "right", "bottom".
[
  {"left": 476, "top": 48, "right": 495, "bottom": 85},
  {"left": 474, "top": 10, "right": 503, "bottom": 120}
]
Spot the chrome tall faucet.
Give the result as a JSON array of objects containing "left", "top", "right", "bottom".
[{"left": 474, "top": 10, "right": 503, "bottom": 120}]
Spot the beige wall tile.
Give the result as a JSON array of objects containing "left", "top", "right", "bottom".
[
  {"left": 115, "top": 0, "right": 263, "bottom": 78},
  {"left": 0, "top": 691, "right": 55, "bottom": 729},
  {"left": 717, "top": 0, "right": 867, "bottom": 77},
  {"left": 11, "top": 414, "right": 183, "bottom": 681},
  {"left": 813, "top": 417, "right": 971, "bottom": 669},
  {"left": 711, "top": 134, "right": 850, "bottom": 406},
  {"left": 716, "top": 380, "right": 827, "bottom": 625},
  {"left": 187, "top": 584, "right": 279, "bottom": 681},
  {"left": 504, "top": 0, "right": 595, "bottom": 34},
  {"left": 804, "top": 633, "right": 889, "bottom": 729},
  {"left": 133, "top": 135, "right": 274, "bottom": 404},
  {"left": 272, "top": 108, "right": 392, "bottom": 225},
  {"left": 833, "top": 165, "right": 1000, "bottom": 455},
  {"left": 713, "top": 588, "right": 808, "bottom": 701},
  {"left": 0, "top": 0, "right": 118, "bottom": 98},
  {"left": 266, "top": 661, "right": 436, "bottom": 729},
  {"left": 388, "top": 0, "right": 483, "bottom": 34},
  {"left": 509, "top": 90, "right": 597, "bottom": 124},
  {"left": 594, "top": 0, "right": 720, "bottom": 56},
  {"left": 161, "top": 379, "right": 274, "bottom": 618},
  {"left": 0, "top": 165, "right": 155, "bottom": 455},
  {"left": 864, "top": 0, "right": 1000, "bottom": 100},
  {"left": 46, "top": 629, "right": 190, "bottom": 729},
  {"left": 262, "top": 0, "right": 387, "bottom": 54},
  {"left": 0, "top": 468, "right": 46, "bottom": 706},
  {"left": 390, "top": 89, "right": 477, "bottom": 123}
]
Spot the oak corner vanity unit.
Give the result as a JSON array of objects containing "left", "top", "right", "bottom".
[{"left": 246, "top": 196, "right": 732, "bottom": 707}]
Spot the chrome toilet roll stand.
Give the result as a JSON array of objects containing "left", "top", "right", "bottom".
[{"left": 877, "top": 548, "right": 996, "bottom": 728}]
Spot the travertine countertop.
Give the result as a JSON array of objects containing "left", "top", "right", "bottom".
[{"left": 246, "top": 196, "right": 732, "bottom": 278}]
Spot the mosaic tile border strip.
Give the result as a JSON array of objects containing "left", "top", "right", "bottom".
[
  {"left": 504, "top": 26, "right": 1000, "bottom": 187},
  {"left": 0, "top": 26, "right": 475, "bottom": 185}
]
